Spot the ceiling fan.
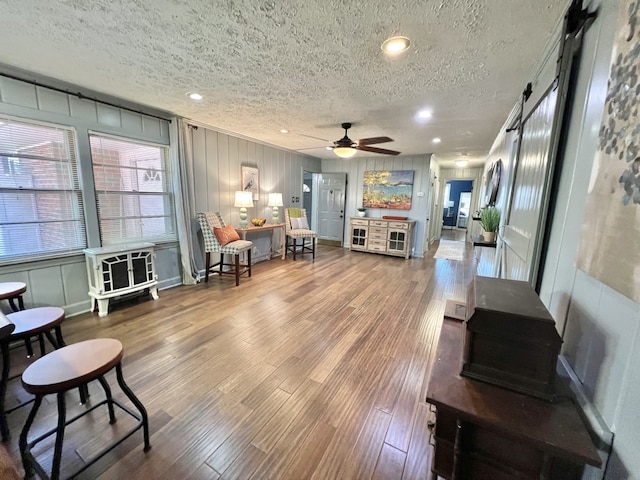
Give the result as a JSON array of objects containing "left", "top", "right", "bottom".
[{"left": 332, "top": 123, "right": 400, "bottom": 158}]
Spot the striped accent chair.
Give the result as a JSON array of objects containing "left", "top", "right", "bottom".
[
  {"left": 284, "top": 208, "right": 316, "bottom": 261},
  {"left": 197, "top": 212, "right": 253, "bottom": 286}
]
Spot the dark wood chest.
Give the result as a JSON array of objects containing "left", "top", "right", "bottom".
[{"left": 461, "top": 276, "right": 562, "bottom": 400}]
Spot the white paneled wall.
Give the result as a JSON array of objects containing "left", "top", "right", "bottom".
[
  {"left": 487, "top": 1, "right": 640, "bottom": 477},
  {"left": 0, "top": 74, "right": 180, "bottom": 315},
  {"left": 322, "top": 154, "right": 432, "bottom": 257},
  {"left": 189, "top": 124, "right": 321, "bottom": 266}
]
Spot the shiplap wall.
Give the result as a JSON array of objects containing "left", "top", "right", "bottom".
[
  {"left": 0, "top": 74, "right": 181, "bottom": 315},
  {"left": 321, "top": 154, "right": 432, "bottom": 257},
  {"left": 189, "top": 124, "right": 321, "bottom": 267},
  {"left": 487, "top": 1, "right": 640, "bottom": 477}
]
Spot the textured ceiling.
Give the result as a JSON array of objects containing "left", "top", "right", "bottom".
[{"left": 0, "top": 0, "right": 568, "bottom": 167}]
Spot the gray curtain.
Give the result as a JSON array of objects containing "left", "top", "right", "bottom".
[{"left": 170, "top": 118, "right": 200, "bottom": 284}]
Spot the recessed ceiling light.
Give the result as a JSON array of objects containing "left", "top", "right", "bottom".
[
  {"left": 280, "top": 129, "right": 289, "bottom": 134},
  {"left": 455, "top": 160, "right": 468, "bottom": 167},
  {"left": 326, "top": 146, "right": 333, "bottom": 150},
  {"left": 381, "top": 36, "right": 411, "bottom": 54},
  {"left": 415, "top": 109, "right": 433, "bottom": 124},
  {"left": 187, "top": 92, "right": 203, "bottom": 100},
  {"left": 432, "top": 137, "right": 441, "bottom": 144}
]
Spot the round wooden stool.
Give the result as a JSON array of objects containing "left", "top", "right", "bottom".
[
  {"left": 0, "top": 282, "right": 26, "bottom": 313},
  {"left": 19, "top": 339, "right": 150, "bottom": 480},
  {"left": 0, "top": 307, "right": 67, "bottom": 441}
]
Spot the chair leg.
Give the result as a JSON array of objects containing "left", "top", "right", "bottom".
[
  {"left": 205, "top": 252, "right": 211, "bottom": 283},
  {"left": 312, "top": 237, "right": 316, "bottom": 259},
  {"left": 248, "top": 249, "right": 252, "bottom": 278},
  {"left": 234, "top": 254, "right": 240, "bottom": 286},
  {"left": 293, "top": 238, "right": 297, "bottom": 261},
  {"left": 220, "top": 254, "right": 225, "bottom": 274}
]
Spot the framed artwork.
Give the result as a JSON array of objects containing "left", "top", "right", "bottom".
[
  {"left": 363, "top": 170, "right": 414, "bottom": 210},
  {"left": 241, "top": 166, "right": 259, "bottom": 200},
  {"left": 575, "top": 0, "right": 640, "bottom": 303}
]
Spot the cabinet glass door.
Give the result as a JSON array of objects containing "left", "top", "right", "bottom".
[
  {"left": 388, "top": 231, "right": 407, "bottom": 253},
  {"left": 352, "top": 227, "right": 368, "bottom": 247}
]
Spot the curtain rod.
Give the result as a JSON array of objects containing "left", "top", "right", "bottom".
[{"left": 0, "top": 71, "right": 172, "bottom": 123}]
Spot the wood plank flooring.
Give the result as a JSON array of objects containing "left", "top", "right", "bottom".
[{"left": 4, "top": 237, "right": 477, "bottom": 479}]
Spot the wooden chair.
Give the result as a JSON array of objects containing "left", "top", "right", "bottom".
[
  {"left": 284, "top": 208, "right": 316, "bottom": 260},
  {"left": 197, "top": 212, "right": 253, "bottom": 286}
]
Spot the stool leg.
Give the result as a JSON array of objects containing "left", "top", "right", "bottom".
[
  {"left": 19, "top": 394, "right": 43, "bottom": 479},
  {"left": 115, "top": 363, "right": 151, "bottom": 452},
  {"left": 51, "top": 392, "right": 67, "bottom": 480},
  {"left": 38, "top": 333, "right": 46, "bottom": 357},
  {"left": 97, "top": 376, "right": 116, "bottom": 424},
  {"left": 8, "top": 298, "right": 19, "bottom": 312},
  {"left": 0, "top": 342, "right": 10, "bottom": 441},
  {"left": 18, "top": 295, "right": 24, "bottom": 311},
  {"left": 54, "top": 326, "right": 66, "bottom": 347},
  {"left": 24, "top": 337, "right": 34, "bottom": 358}
]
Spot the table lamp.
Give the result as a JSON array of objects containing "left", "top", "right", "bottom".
[
  {"left": 234, "top": 191, "right": 254, "bottom": 228},
  {"left": 268, "top": 192, "right": 283, "bottom": 224}
]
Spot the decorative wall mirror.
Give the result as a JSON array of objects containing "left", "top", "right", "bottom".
[{"left": 485, "top": 159, "right": 503, "bottom": 206}]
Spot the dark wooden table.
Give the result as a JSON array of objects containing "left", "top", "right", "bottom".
[
  {"left": 471, "top": 235, "right": 496, "bottom": 248},
  {"left": 426, "top": 319, "right": 601, "bottom": 479}
]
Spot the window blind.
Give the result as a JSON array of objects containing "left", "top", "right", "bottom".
[
  {"left": 90, "top": 134, "right": 175, "bottom": 245},
  {"left": 0, "top": 116, "right": 86, "bottom": 262}
]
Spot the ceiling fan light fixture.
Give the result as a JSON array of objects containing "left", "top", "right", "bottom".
[
  {"left": 333, "top": 146, "right": 357, "bottom": 158},
  {"left": 382, "top": 36, "right": 411, "bottom": 54}
]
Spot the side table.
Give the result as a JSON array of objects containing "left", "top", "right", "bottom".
[
  {"left": 236, "top": 223, "right": 286, "bottom": 260},
  {"left": 426, "top": 319, "right": 600, "bottom": 479}
]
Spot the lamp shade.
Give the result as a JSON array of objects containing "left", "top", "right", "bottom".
[
  {"left": 267, "top": 193, "right": 283, "bottom": 207},
  {"left": 333, "top": 146, "right": 357, "bottom": 158},
  {"left": 234, "top": 191, "right": 254, "bottom": 208}
]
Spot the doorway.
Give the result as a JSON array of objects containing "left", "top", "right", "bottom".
[{"left": 441, "top": 179, "right": 474, "bottom": 242}]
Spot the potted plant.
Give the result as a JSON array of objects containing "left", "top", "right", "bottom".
[
  {"left": 357, "top": 207, "right": 367, "bottom": 218},
  {"left": 479, "top": 207, "right": 500, "bottom": 242}
]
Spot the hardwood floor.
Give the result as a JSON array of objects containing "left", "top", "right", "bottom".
[{"left": 4, "top": 241, "right": 477, "bottom": 479}]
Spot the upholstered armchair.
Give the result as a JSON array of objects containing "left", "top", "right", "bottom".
[
  {"left": 197, "top": 212, "right": 253, "bottom": 286},
  {"left": 284, "top": 208, "right": 316, "bottom": 260}
]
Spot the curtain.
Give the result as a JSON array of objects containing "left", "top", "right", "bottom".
[{"left": 170, "top": 118, "right": 200, "bottom": 284}]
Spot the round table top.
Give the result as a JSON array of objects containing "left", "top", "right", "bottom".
[
  {"left": 6, "top": 306, "right": 65, "bottom": 337},
  {"left": 0, "top": 282, "right": 26, "bottom": 300},
  {"left": 22, "top": 338, "right": 123, "bottom": 395}
]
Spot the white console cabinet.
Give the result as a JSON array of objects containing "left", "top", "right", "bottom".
[
  {"left": 350, "top": 217, "right": 416, "bottom": 259},
  {"left": 84, "top": 242, "right": 158, "bottom": 317}
]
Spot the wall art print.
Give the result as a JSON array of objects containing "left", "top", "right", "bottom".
[
  {"left": 363, "top": 170, "right": 414, "bottom": 210},
  {"left": 241, "top": 166, "right": 259, "bottom": 201},
  {"left": 575, "top": 0, "right": 640, "bottom": 303}
]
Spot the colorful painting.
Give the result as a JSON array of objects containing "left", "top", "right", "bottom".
[
  {"left": 363, "top": 170, "right": 414, "bottom": 210},
  {"left": 575, "top": 0, "right": 640, "bottom": 303}
]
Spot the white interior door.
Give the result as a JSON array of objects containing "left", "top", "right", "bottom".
[{"left": 317, "top": 173, "right": 346, "bottom": 243}]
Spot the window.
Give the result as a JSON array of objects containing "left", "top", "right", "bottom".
[
  {"left": 90, "top": 134, "right": 175, "bottom": 245},
  {"left": 0, "top": 116, "right": 86, "bottom": 262}
]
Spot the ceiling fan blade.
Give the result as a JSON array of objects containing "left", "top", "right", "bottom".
[
  {"left": 357, "top": 145, "right": 401, "bottom": 155},
  {"left": 357, "top": 136, "right": 394, "bottom": 146},
  {"left": 357, "top": 145, "right": 401, "bottom": 156}
]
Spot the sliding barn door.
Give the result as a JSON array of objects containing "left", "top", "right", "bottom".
[{"left": 501, "top": 86, "right": 558, "bottom": 282}]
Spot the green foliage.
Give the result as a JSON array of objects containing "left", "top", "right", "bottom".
[
  {"left": 357, "top": 207, "right": 366, "bottom": 212},
  {"left": 480, "top": 207, "right": 500, "bottom": 232}
]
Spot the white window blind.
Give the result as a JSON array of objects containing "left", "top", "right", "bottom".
[
  {"left": 90, "top": 134, "right": 175, "bottom": 245},
  {"left": 0, "top": 116, "right": 86, "bottom": 262}
]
